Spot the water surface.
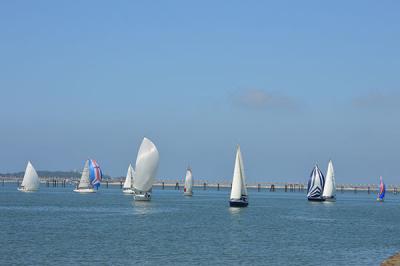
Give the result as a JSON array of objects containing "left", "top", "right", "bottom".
[{"left": 0, "top": 184, "right": 399, "bottom": 265}]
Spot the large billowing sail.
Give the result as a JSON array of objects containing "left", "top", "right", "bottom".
[
  {"left": 123, "top": 164, "right": 135, "bottom": 189},
  {"left": 377, "top": 176, "right": 385, "bottom": 201},
  {"left": 133, "top": 137, "right": 159, "bottom": 193},
  {"left": 21, "top": 161, "right": 40, "bottom": 191},
  {"left": 89, "top": 159, "right": 102, "bottom": 189},
  {"left": 307, "top": 165, "right": 325, "bottom": 200},
  {"left": 230, "top": 146, "right": 247, "bottom": 200},
  {"left": 322, "top": 160, "right": 336, "bottom": 198},
  {"left": 184, "top": 168, "right": 193, "bottom": 194},
  {"left": 78, "top": 160, "right": 91, "bottom": 189}
]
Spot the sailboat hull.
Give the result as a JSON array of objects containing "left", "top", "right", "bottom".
[
  {"left": 377, "top": 198, "right": 384, "bottom": 202},
  {"left": 73, "top": 188, "right": 95, "bottom": 193},
  {"left": 17, "top": 187, "right": 38, "bottom": 192},
  {"left": 183, "top": 191, "right": 193, "bottom": 196},
  {"left": 134, "top": 192, "right": 151, "bottom": 201},
  {"left": 307, "top": 197, "right": 325, "bottom": 202},
  {"left": 229, "top": 199, "right": 248, "bottom": 207},
  {"left": 123, "top": 189, "right": 135, "bottom": 194},
  {"left": 323, "top": 196, "right": 336, "bottom": 202}
]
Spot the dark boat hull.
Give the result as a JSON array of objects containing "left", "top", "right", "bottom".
[
  {"left": 229, "top": 200, "right": 248, "bottom": 207},
  {"left": 308, "top": 197, "right": 325, "bottom": 202}
]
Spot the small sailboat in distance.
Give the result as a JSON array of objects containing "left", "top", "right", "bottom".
[
  {"left": 18, "top": 161, "right": 40, "bottom": 192},
  {"left": 229, "top": 145, "right": 248, "bottom": 207},
  {"left": 183, "top": 167, "right": 193, "bottom": 196},
  {"left": 307, "top": 164, "right": 325, "bottom": 201},
  {"left": 74, "top": 160, "right": 94, "bottom": 193},
  {"left": 377, "top": 176, "right": 385, "bottom": 202},
  {"left": 74, "top": 159, "right": 102, "bottom": 193},
  {"left": 322, "top": 160, "right": 336, "bottom": 201},
  {"left": 123, "top": 164, "right": 135, "bottom": 194},
  {"left": 132, "top": 137, "right": 159, "bottom": 201}
]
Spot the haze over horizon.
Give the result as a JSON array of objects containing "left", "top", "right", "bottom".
[{"left": 1, "top": 1, "right": 399, "bottom": 184}]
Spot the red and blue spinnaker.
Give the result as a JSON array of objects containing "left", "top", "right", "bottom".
[
  {"left": 377, "top": 176, "right": 385, "bottom": 201},
  {"left": 89, "top": 159, "right": 102, "bottom": 189}
]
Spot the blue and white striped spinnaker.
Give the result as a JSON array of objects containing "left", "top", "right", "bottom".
[{"left": 307, "top": 165, "right": 325, "bottom": 199}]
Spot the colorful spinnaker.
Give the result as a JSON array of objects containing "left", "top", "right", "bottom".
[
  {"left": 89, "top": 159, "right": 102, "bottom": 189},
  {"left": 377, "top": 176, "right": 385, "bottom": 201}
]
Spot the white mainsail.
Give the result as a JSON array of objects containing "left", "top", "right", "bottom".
[
  {"left": 78, "top": 160, "right": 91, "bottom": 189},
  {"left": 230, "top": 146, "right": 247, "bottom": 200},
  {"left": 133, "top": 137, "right": 159, "bottom": 193},
  {"left": 123, "top": 164, "right": 135, "bottom": 189},
  {"left": 307, "top": 165, "right": 325, "bottom": 199},
  {"left": 184, "top": 168, "right": 193, "bottom": 194},
  {"left": 322, "top": 160, "right": 336, "bottom": 198},
  {"left": 21, "top": 161, "right": 40, "bottom": 191}
]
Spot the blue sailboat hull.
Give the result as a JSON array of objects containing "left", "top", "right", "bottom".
[
  {"left": 307, "top": 197, "right": 325, "bottom": 202},
  {"left": 230, "top": 199, "right": 248, "bottom": 207}
]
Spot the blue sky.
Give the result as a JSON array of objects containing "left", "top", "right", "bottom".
[{"left": 1, "top": 1, "right": 399, "bottom": 184}]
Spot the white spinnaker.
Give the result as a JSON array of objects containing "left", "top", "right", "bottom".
[
  {"left": 21, "top": 161, "right": 40, "bottom": 190},
  {"left": 322, "top": 160, "right": 336, "bottom": 197},
  {"left": 230, "top": 147, "right": 243, "bottom": 200},
  {"left": 78, "top": 160, "right": 91, "bottom": 189},
  {"left": 133, "top": 138, "right": 159, "bottom": 193},
  {"left": 184, "top": 168, "right": 193, "bottom": 193},
  {"left": 123, "top": 164, "right": 135, "bottom": 189}
]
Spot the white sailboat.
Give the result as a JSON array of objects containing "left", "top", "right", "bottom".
[
  {"left": 229, "top": 146, "right": 248, "bottom": 207},
  {"left": 183, "top": 167, "right": 193, "bottom": 196},
  {"left": 322, "top": 160, "right": 336, "bottom": 201},
  {"left": 307, "top": 164, "right": 325, "bottom": 201},
  {"left": 73, "top": 160, "right": 95, "bottom": 193},
  {"left": 123, "top": 164, "right": 135, "bottom": 194},
  {"left": 18, "top": 161, "right": 40, "bottom": 192},
  {"left": 132, "top": 137, "right": 159, "bottom": 201}
]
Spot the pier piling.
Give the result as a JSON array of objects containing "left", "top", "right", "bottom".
[
  {"left": 217, "top": 183, "right": 220, "bottom": 191},
  {"left": 270, "top": 184, "right": 275, "bottom": 192},
  {"left": 175, "top": 182, "right": 179, "bottom": 190},
  {"left": 203, "top": 182, "right": 207, "bottom": 190},
  {"left": 257, "top": 184, "right": 260, "bottom": 192},
  {"left": 162, "top": 182, "right": 165, "bottom": 190},
  {"left": 106, "top": 181, "right": 108, "bottom": 188}
]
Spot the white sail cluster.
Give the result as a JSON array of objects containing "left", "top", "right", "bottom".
[
  {"left": 73, "top": 159, "right": 96, "bottom": 193},
  {"left": 322, "top": 160, "right": 336, "bottom": 199},
  {"left": 230, "top": 146, "right": 248, "bottom": 201},
  {"left": 307, "top": 160, "right": 336, "bottom": 201},
  {"left": 19, "top": 161, "right": 40, "bottom": 192},
  {"left": 123, "top": 164, "right": 135, "bottom": 193},
  {"left": 132, "top": 137, "right": 159, "bottom": 200},
  {"left": 78, "top": 160, "right": 91, "bottom": 189},
  {"left": 184, "top": 168, "right": 193, "bottom": 196}
]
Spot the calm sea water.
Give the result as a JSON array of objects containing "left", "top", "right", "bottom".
[{"left": 0, "top": 184, "right": 399, "bottom": 265}]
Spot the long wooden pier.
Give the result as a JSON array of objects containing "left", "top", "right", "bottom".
[{"left": 1, "top": 176, "right": 398, "bottom": 194}]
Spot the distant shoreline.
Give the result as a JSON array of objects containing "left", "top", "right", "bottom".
[{"left": 381, "top": 253, "right": 400, "bottom": 266}]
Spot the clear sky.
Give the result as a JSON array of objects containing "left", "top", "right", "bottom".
[{"left": 1, "top": 1, "right": 399, "bottom": 184}]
